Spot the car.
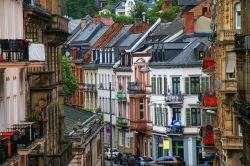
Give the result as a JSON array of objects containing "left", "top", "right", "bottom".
[
  {"left": 104, "top": 148, "right": 119, "bottom": 160},
  {"left": 138, "top": 157, "right": 153, "bottom": 166},
  {"left": 149, "top": 156, "right": 185, "bottom": 166}
]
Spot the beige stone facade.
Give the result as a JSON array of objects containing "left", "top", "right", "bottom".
[{"left": 214, "top": 0, "right": 243, "bottom": 165}]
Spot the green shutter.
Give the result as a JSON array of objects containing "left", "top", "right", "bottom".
[
  {"left": 152, "top": 77, "right": 156, "bottom": 94},
  {"left": 185, "top": 77, "right": 190, "bottom": 95},
  {"left": 201, "top": 77, "right": 209, "bottom": 94},
  {"left": 159, "top": 77, "right": 162, "bottom": 94},
  {"left": 202, "top": 111, "right": 207, "bottom": 126},
  {"left": 186, "top": 108, "right": 191, "bottom": 126},
  {"left": 164, "top": 77, "right": 167, "bottom": 94}
]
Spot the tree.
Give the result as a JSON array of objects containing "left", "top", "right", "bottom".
[
  {"left": 62, "top": 56, "right": 79, "bottom": 101},
  {"left": 130, "top": 1, "right": 148, "bottom": 20},
  {"left": 62, "top": 0, "right": 97, "bottom": 19},
  {"left": 146, "top": 0, "right": 181, "bottom": 24}
]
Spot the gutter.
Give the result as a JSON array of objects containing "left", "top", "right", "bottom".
[{"left": 125, "top": 18, "right": 161, "bottom": 53}]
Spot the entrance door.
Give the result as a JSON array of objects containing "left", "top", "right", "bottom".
[{"left": 173, "top": 140, "right": 184, "bottom": 158}]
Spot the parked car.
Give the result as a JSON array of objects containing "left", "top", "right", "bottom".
[
  {"left": 104, "top": 148, "right": 119, "bottom": 160},
  {"left": 149, "top": 156, "right": 185, "bottom": 166},
  {"left": 138, "top": 157, "right": 153, "bottom": 166}
]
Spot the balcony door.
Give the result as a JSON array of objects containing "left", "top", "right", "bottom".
[{"left": 173, "top": 108, "right": 181, "bottom": 122}]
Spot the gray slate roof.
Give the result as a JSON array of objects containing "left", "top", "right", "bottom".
[
  {"left": 64, "top": 105, "right": 94, "bottom": 134},
  {"left": 177, "top": 0, "right": 203, "bottom": 6},
  {"left": 105, "top": 25, "right": 132, "bottom": 47},
  {"left": 150, "top": 35, "right": 211, "bottom": 67}
]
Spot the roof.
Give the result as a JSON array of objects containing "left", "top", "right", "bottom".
[
  {"left": 149, "top": 35, "right": 211, "bottom": 67},
  {"left": 119, "top": 33, "right": 142, "bottom": 47},
  {"left": 64, "top": 105, "right": 94, "bottom": 134},
  {"left": 89, "top": 25, "right": 110, "bottom": 46},
  {"left": 105, "top": 25, "right": 132, "bottom": 47},
  {"left": 177, "top": 0, "right": 203, "bottom": 6},
  {"left": 69, "top": 19, "right": 81, "bottom": 33},
  {"left": 73, "top": 23, "right": 103, "bottom": 43}
]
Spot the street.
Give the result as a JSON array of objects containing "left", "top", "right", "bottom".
[{"left": 105, "top": 160, "right": 120, "bottom": 166}]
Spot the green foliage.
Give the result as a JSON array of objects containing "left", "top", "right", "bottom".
[
  {"left": 108, "top": 0, "right": 120, "bottom": 6},
  {"left": 146, "top": 0, "right": 181, "bottom": 24},
  {"left": 130, "top": 1, "right": 148, "bottom": 20},
  {"left": 62, "top": 0, "right": 97, "bottom": 19},
  {"left": 29, "top": 111, "right": 39, "bottom": 122},
  {"left": 62, "top": 56, "right": 79, "bottom": 99},
  {"left": 98, "top": 10, "right": 133, "bottom": 24}
]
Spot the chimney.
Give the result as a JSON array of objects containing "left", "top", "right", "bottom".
[
  {"left": 100, "top": 16, "right": 114, "bottom": 26},
  {"left": 184, "top": 12, "right": 194, "bottom": 34},
  {"left": 81, "top": 18, "right": 87, "bottom": 30}
]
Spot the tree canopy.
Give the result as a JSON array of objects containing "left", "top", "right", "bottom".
[
  {"left": 62, "top": 0, "right": 97, "bottom": 19},
  {"left": 62, "top": 56, "right": 79, "bottom": 100}
]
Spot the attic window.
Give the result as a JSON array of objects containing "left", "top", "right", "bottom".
[{"left": 199, "top": 51, "right": 205, "bottom": 60}]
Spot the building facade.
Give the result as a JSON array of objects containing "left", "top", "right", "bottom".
[
  {"left": 235, "top": 0, "right": 250, "bottom": 165},
  {"left": 0, "top": 0, "right": 72, "bottom": 165},
  {"left": 214, "top": 0, "right": 243, "bottom": 165}
]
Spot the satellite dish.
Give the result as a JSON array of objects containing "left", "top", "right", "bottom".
[{"left": 215, "top": 80, "right": 222, "bottom": 89}]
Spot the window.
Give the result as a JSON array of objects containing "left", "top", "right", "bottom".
[
  {"left": 172, "top": 77, "right": 180, "bottom": 95},
  {"left": 226, "top": 52, "right": 236, "bottom": 79},
  {"left": 125, "top": 132, "right": 130, "bottom": 148},
  {"left": 173, "top": 108, "right": 181, "bottom": 121},
  {"left": 185, "top": 76, "right": 209, "bottom": 94},
  {"left": 191, "top": 108, "right": 201, "bottom": 126},
  {"left": 140, "top": 98, "right": 144, "bottom": 119},
  {"left": 190, "top": 77, "right": 200, "bottom": 94},
  {"left": 235, "top": 3, "right": 241, "bottom": 29}
]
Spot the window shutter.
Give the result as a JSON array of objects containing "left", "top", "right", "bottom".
[
  {"left": 164, "top": 77, "right": 167, "bottom": 94},
  {"left": 185, "top": 77, "right": 190, "bottom": 95},
  {"left": 159, "top": 77, "right": 162, "bottom": 94},
  {"left": 201, "top": 77, "right": 209, "bottom": 94},
  {"left": 202, "top": 111, "right": 207, "bottom": 126},
  {"left": 152, "top": 77, "right": 156, "bottom": 94},
  {"left": 186, "top": 108, "right": 191, "bottom": 126}
]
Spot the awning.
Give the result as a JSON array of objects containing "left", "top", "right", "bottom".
[{"left": 226, "top": 52, "right": 236, "bottom": 73}]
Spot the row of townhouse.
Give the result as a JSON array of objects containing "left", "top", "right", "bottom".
[
  {"left": 66, "top": 1, "right": 216, "bottom": 166},
  {"left": 0, "top": 0, "right": 73, "bottom": 165}
]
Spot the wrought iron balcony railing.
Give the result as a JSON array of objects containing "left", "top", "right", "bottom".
[
  {"left": 0, "top": 39, "right": 29, "bottom": 62},
  {"left": 127, "top": 82, "right": 145, "bottom": 94},
  {"left": 84, "top": 84, "right": 97, "bottom": 92},
  {"left": 165, "top": 94, "right": 184, "bottom": 104}
]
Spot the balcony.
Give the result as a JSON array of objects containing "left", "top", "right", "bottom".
[
  {"left": 28, "top": 142, "right": 73, "bottom": 165},
  {"left": 130, "top": 120, "right": 152, "bottom": 133},
  {"left": 127, "top": 82, "right": 145, "bottom": 94},
  {"left": 50, "top": 15, "right": 69, "bottom": 33},
  {"left": 166, "top": 126, "right": 183, "bottom": 136},
  {"left": 221, "top": 136, "right": 243, "bottom": 150},
  {"left": 29, "top": 71, "right": 55, "bottom": 91},
  {"left": 220, "top": 79, "right": 237, "bottom": 94},
  {"left": 202, "top": 94, "right": 218, "bottom": 110},
  {"left": 116, "top": 91, "right": 126, "bottom": 101},
  {"left": 218, "top": 29, "right": 241, "bottom": 42},
  {"left": 84, "top": 84, "right": 97, "bottom": 92},
  {"left": 0, "top": 39, "right": 28, "bottom": 62},
  {"left": 202, "top": 58, "right": 215, "bottom": 73},
  {"left": 165, "top": 94, "right": 184, "bottom": 105},
  {"left": 116, "top": 117, "right": 128, "bottom": 127}
]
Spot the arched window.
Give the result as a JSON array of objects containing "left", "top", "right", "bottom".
[{"left": 235, "top": 3, "right": 241, "bottom": 29}]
